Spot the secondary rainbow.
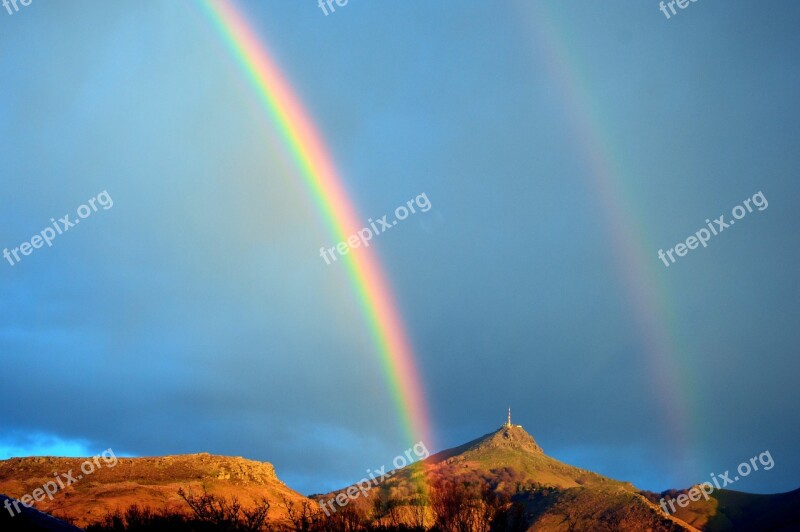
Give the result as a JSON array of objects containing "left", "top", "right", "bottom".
[
  {"left": 524, "top": 4, "right": 696, "bottom": 472},
  {"left": 195, "top": 0, "right": 432, "bottom": 449}
]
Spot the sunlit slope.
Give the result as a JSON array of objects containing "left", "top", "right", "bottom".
[
  {"left": 644, "top": 486, "right": 800, "bottom": 531},
  {"left": 0, "top": 453, "right": 308, "bottom": 528},
  {"left": 421, "top": 425, "right": 635, "bottom": 491}
]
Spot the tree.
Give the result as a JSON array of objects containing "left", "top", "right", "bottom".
[{"left": 178, "top": 488, "right": 271, "bottom": 531}]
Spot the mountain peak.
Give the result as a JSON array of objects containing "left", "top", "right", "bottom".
[
  {"left": 429, "top": 423, "right": 545, "bottom": 465},
  {"left": 473, "top": 424, "right": 544, "bottom": 454}
]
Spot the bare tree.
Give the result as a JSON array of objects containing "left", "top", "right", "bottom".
[
  {"left": 178, "top": 488, "right": 271, "bottom": 531},
  {"left": 281, "top": 496, "right": 319, "bottom": 532}
]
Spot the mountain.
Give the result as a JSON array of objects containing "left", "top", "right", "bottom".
[
  {"left": 1, "top": 425, "right": 798, "bottom": 531},
  {"left": 643, "top": 485, "right": 800, "bottom": 531},
  {"left": 424, "top": 424, "right": 634, "bottom": 491},
  {"left": 317, "top": 424, "right": 692, "bottom": 531},
  {"left": 0, "top": 453, "right": 307, "bottom": 528},
  {"left": 321, "top": 424, "right": 799, "bottom": 531}
]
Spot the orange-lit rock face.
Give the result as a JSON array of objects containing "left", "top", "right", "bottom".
[{"left": 0, "top": 453, "right": 308, "bottom": 527}]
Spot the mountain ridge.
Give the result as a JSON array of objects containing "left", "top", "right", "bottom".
[
  {"left": 1, "top": 424, "right": 798, "bottom": 531},
  {"left": 0, "top": 453, "right": 306, "bottom": 528}
]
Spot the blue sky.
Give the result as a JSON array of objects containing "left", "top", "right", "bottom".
[{"left": 1, "top": 1, "right": 798, "bottom": 496}]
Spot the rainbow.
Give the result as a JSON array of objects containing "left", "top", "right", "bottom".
[
  {"left": 523, "top": 4, "right": 697, "bottom": 474},
  {"left": 194, "top": 0, "right": 432, "bottom": 450}
]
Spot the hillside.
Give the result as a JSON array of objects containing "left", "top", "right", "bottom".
[
  {"left": 0, "top": 453, "right": 308, "bottom": 528},
  {"left": 643, "top": 486, "right": 800, "bottom": 531},
  {"left": 424, "top": 424, "right": 635, "bottom": 491},
  {"left": 320, "top": 424, "right": 693, "bottom": 531},
  {"left": 1, "top": 427, "right": 798, "bottom": 531},
  {"left": 0, "top": 493, "right": 83, "bottom": 531}
]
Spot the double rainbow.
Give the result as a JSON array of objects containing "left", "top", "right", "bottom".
[{"left": 195, "top": 0, "right": 432, "bottom": 449}]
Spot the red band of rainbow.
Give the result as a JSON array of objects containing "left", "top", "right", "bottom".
[{"left": 196, "top": 0, "right": 432, "bottom": 450}]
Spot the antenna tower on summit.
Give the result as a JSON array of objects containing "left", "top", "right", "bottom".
[{"left": 504, "top": 407, "right": 522, "bottom": 429}]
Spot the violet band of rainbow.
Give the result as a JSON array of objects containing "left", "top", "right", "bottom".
[{"left": 195, "top": 0, "right": 433, "bottom": 450}]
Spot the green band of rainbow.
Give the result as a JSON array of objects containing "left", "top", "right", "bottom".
[
  {"left": 524, "top": 3, "right": 694, "bottom": 468},
  {"left": 196, "top": 0, "right": 432, "bottom": 448}
]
